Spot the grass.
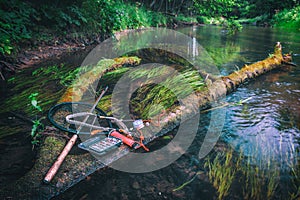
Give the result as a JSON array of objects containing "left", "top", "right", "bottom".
[
  {"left": 127, "top": 66, "right": 206, "bottom": 119},
  {"left": 204, "top": 133, "right": 299, "bottom": 200},
  {"left": 93, "top": 63, "right": 206, "bottom": 119},
  {"left": 0, "top": 64, "right": 72, "bottom": 116},
  {"left": 204, "top": 149, "right": 238, "bottom": 200},
  {"left": 0, "top": 63, "right": 81, "bottom": 138}
]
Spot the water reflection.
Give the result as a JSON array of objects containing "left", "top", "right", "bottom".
[
  {"left": 178, "top": 25, "right": 300, "bottom": 199},
  {"left": 224, "top": 67, "right": 300, "bottom": 167}
]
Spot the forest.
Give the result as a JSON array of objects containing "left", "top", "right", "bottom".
[{"left": 1, "top": 0, "right": 299, "bottom": 57}]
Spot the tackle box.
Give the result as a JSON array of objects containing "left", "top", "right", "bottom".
[{"left": 78, "top": 136, "right": 122, "bottom": 155}]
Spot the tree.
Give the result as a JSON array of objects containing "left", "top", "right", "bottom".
[{"left": 193, "top": 0, "right": 239, "bottom": 18}]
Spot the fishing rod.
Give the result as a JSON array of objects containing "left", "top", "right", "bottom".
[{"left": 43, "top": 87, "right": 108, "bottom": 183}]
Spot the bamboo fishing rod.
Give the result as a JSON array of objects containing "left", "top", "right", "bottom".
[{"left": 43, "top": 87, "right": 108, "bottom": 183}]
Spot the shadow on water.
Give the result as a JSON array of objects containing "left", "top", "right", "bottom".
[{"left": 1, "top": 26, "right": 300, "bottom": 199}]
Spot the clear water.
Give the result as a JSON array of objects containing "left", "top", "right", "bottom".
[
  {"left": 1, "top": 25, "right": 299, "bottom": 199},
  {"left": 56, "top": 26, "right": 300, "bottom": 200},
  {"left": 180, "top": 25, "right": 300, "bottom": 199}
]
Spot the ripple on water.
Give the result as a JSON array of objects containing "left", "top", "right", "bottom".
[{"left": 222, "top": 85, "right": 299, "bottom": 171}]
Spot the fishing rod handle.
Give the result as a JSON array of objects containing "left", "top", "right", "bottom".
[{"left": 43, "top": 134, "right": 78, "bottom": 184}]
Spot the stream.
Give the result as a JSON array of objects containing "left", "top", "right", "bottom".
[{"left": 0, "top": 25, "right": 299, "bottom": 200}]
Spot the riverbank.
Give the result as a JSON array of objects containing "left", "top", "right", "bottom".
[
  {"left": 0, "top": 0, "right": 167, "bottom": 80},
  {"left": 1, "top": 0, "right": 299, "bottom": 80}
]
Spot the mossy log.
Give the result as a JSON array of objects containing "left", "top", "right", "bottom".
[
  {"left": 221, "top": 42, "right": 291, "bottom": 93},
  {"left": 59, "top": 56, "right": 141, "bottom": 102},
  {"left": 0, "top": 43, "right": 292, "bottom": 199}
]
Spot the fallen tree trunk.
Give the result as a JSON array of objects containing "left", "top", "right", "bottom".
[
  {"left": 0, "top": 42, "right": 292, "bottom": 199},
  {"left": 59, "top": 56, "right": 141, "bottom": 103},
  {"left": 221, "top": 42, "right": 290, "bottom": 93}
]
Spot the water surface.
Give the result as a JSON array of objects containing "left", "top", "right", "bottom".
[
  {"left": 1, "top": 25, "right": 299, "bottom": 199},
  {"left": 56, "top": 26, "right": 300, "bottom": 199}
]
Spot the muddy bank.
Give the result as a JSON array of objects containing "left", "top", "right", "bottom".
[{"left": 0, "top": 41, "right": 94, "bottom": 79}]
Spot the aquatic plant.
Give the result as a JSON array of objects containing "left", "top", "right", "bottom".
[
  {"left": 204, "top": 133, "right": 298, "bottom": 200},
  {"left": 204, "top": 149, "right": 237, "bottom": 200},
  {"left": 0, "top": 64, "right": 76, "bottom": 116},
  {"left": 28, "top": 92, "right": 42, "bottom": 112},
  {"left": 95, "top": 64, "right": 206, "bottom": 119},
  {"left": 289, "top": 164, "right": 300, "bottom": 200},
  {"left": 59, "top": 56, "right": 141, "bottom": 103},
  {"left": 173, "top": 171, "right": 204, "bottom": 192},
  {"left": 28, "top": 93, "right": 45, "bottom": 146}
]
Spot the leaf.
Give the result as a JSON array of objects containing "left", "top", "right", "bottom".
[
  {"left": 28, "top": 92, "right": 38, "bottom": 99},
  {"left": 35, "top": 105, "right": 42, "bottom": 112},
  {"left": 163, "top": 135, "right": 172, "bottom": 140},
  {"left": 31, "top": 124, "right": 38, "bottom": 137},
  {"left": 31, "top": 99, "right": 38, "bottom": 107},
  {"left": 31, "top": 140, "right": 40, "bottom": 145}
]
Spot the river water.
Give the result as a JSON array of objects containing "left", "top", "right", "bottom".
[
  {"left": 54, "top": 26, "right": 300, "bottom": 200},
  {"left": 1, "top": 25, "right": 300, "bottom": 199}
]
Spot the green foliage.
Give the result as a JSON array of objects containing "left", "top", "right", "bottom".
[
  {"left": 193, "top": 0, "right": 239, "bottom": 18},
  {"left": 0, "top": 0, "right": 35, "bottom": 55},
  {"left": 204, "top": 134, "right": 299, "bottom": 200},
  {"left": 95, "top": 62, "right": 206, "bottom": 119},
  {"left": 251, "top": 0, "right": 298, "bottom": 17},
  {"left": 192, "top": 0, "right": 243, "bottom": 33},
  {"left": 205, "top": 149, "right": 237, "bottom": 200},
  {"left": 1, "top": 0, "right": 298, "bottom": 57},
  {"left": 196, "top": 16, "right": 209, "bottom": 24},
  {"left": 173, "top": 171, "right": 204, "bottom": 191},
  {"left": 175, "top": 14, "right": 198, "bottom": 23},
  {"left": 289, "top": 164, "right": 300, "bottom": 200},
  {"left": 0, "top": 64, "right": 79, "bottom": 117},
  {"left": 28, "top": 93, "right": 45, "bottom": 145},
  {"left": 237, "top": 14, "right": 270, "bottom": 25},
  {"left": 28, "top": 92, "right": 42, "bottom": 112},
  {"left": 82, "top": 0, "right": 167, "bottom": 33},
  {"left": 272, "top": 6, "right": 300, "bottom": 30},
  {"left": 128, "top": 67, "right": 205, "bottom": 118},
  {"left": 0, "top": 0, "right": 168, "bottom": 56},
  {"left": 0, "top": 35, "right": 13, "bottom": 55},
  {"left": 32, "top": 64, "right": 87, "bottom": 87},
  {"left": 224, "top": 18, "right": 243, "bottom": 34},
  {"left": 192, "top": 0, "right": 299, "bottom": 28},
  {"left": 39, "top": 4, "right": 87, "bottom": 29},
  {"left": 31, "top": 117, "right": 45, "bottom": 145}
]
